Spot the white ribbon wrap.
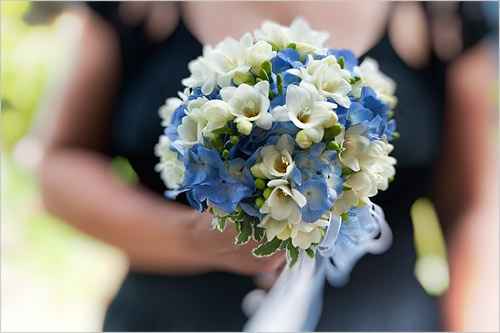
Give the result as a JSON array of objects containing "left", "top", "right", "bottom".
[{"left": 244, "top": 203, "right": 392, "bottom": 332}]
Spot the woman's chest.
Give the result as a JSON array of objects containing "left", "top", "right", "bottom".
[
  {"left": 111, "top": 13, "right": 444, "bottom": 170},
  {"left": 181, "top": 2, "right": 390, "bottom": 56}
]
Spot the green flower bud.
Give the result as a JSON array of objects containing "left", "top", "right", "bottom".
[
  {"left": 295, "top": 130, "right": 312, "bottom": 149},
  {"left": 230, "top": 135, "right": 239, "bottom": 145},
  {"left": 222, "top": 149, "right": 230, "bottom": 159},
  {"left": 255, "top": 197, "right": 265, "bottom": 208},
  {"left": 255, "top": 178, "right": 266, "bottom": 190},
  {"left": 324, "top": 124, "right": 342, "bottom": 141},
  {"left": 341, "top": 212, "right": 349, "bottom": 222},
  {"left": 327, "top": 141, "right": 340, "bottom": 151},
  {"left": 263, "top": 187, "right": 273, "bottom": 199},
  {"left": 236, "top": 119, "right": 252, "bottom": 135},
  {"left": 338, "top": 56, "right": 345, "bottom": 69}
]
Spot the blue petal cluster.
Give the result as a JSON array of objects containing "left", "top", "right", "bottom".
[{"left": 158, "top": 45, "right": 396, "bottom": 222}]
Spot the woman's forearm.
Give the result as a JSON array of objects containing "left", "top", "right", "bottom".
[{"left": 39, "top": 148, "right": 208, "bottom": 273}]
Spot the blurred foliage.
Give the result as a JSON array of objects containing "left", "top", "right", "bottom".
[
  {"left": 0, "top": 1, "right": 61, "bottom": 151},
  {"left": 1, "top": 0, "right": 127, "bottom": 276}
]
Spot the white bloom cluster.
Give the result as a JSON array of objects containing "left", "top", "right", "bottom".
[{"left": 155, "top": 18, "right": 398, "bottom": 262}]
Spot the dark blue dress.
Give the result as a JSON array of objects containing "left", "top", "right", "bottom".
[{"left": 86, "top": 2, "right": 494, "bottom": 331}]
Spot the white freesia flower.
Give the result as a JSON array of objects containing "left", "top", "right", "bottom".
[
  {"left": 246, "top": 40, "right": 276, "bottom": 68},
  {"left": 260, "top": 185, "right": 306, "bottom": 225},
  {"left": 174, "top": 97, "right": 210, "bottom": 147},
  {"left": 254, "top": 17, "right": 329, "bottom": 54},
  {"left": 205, "top": 34, "right": 253, "bottom": 88},
  {"left": 154, "top": 136, "right": 185, "bottom": 189},
  {"left": 289, "top": 55, "right": 352, "bottom": 108},
  {"left": 251, "top": 135, "right": 295, "bottom": 179},
  {"left": 290, "top": 217, "right": 329, "bottom": 250},
  {"left": 339, "top": 125, "right": 370, "bottom": 172},
  {"left": 343, "top": 139, "right": 396, "bottom": 203},
  {"left": 182, "top": 51, "right": 218, "bottom": 95},
  {"left": 208, "top": 34, "right": 276, "bottom": 87},
  {"left": 354, "top": 57, "right": 397, "bottom": 108},
  {"left": 344, "top": 171, "right": 378, "bottom": 203},
  {"left": 272, "top": 82, "right": 337, "bottom": 146},
  {"left": 159, "top": 97, "right": 183, "bottom": 127},
  {"left": 358, "top": 140, "right": 396, "bottom": 191},
  {"left": 259, "top": 216, "right": 291, "bottom": 241},
  {"left": 186, "top": 96, "right": 209, "bottom": 115},
  {"left": 254, "top": 21, "right": 290, "bottom": 50},
  {"left": 287, "top": 18, "right": 330, "bottom": 54},
  {"left": 332, "top": 190, "right": 359, "bottom": 216},
  {"left": 259, "top": 212, "right": 329, "bottom": 249},
  {"left": 177, "top": 115, "right": 204, "bottom": 147},
  {"left": 199, "top": 100, "right": 234, "bottom": 138},
  {"left": 221, "top": 81, "right": 272, "bottom": 134}
]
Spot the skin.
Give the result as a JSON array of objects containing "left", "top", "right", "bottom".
[{"left": 39, "top": 3, "right": 498, "bottom": 330}]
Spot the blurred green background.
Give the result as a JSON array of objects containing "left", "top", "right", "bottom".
[{"left": 1, "top": 2, "right": 126, "bottom": 331}]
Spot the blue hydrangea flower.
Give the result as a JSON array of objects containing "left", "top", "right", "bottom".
[
  {"left": 165, "top": 105, "right": 187, "bottom": 142},
  {"left": 189, "top": 87, "right": 221, "bottom": 100},
  {"left": 326, "top": 49, "right": 359, "bottom": 72},
  {"left": 360, "top": 87, "right": 389, "bottom": 118},
  {"left": 295, "top": 143, "right": 329, "bottom": 181},
  {"left": 183, "top": 147, "right": 254, "bottom": 213},
  {"left": 299, "top": 176, "right": 334, "bottom": 222},
  {"left": 271, "top": 48, "right": 303, "bottom": 73},
  {"left": 183, "top": 145, "right": 223, "bottom": 186},
  {"left": 336, "top": 87, "right": 394, "bottom": 140},
  {"left": 195, "top": 175, "right": 253, "bottom": 213},
  {"left": 236, "top": 122, "right": 299, "bottom": 157}
]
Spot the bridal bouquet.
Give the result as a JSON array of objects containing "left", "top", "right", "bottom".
[{"left": 156, "top": 18, "right": 397, "bottom": 291}]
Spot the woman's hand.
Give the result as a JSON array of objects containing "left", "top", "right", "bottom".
[
  {"left": 442, "top": 208, "right": 499, "bottom": 332},
  {"left": 39, "top": 8, "right": 284, "bottom": 280},
  {"left": 186, "top": 212, "right": 286, "bottom": 276}
]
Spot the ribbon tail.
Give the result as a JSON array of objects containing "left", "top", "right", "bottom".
[{"left": 244, "top": 254, "right": 326, "bottom": 332}]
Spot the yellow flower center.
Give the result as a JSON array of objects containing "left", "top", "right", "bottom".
[
  {"left": 242, "top": 100, "right": 259, "bottom": 117},
  {"left": 298, "top": 106, "right": 312, "bottom": 123},
  {"left": 274, "top": 155, "right": 290, "bottom": 173}
]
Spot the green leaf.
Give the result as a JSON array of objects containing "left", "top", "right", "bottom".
[
  {"left": 276, "top": 74, "right": 283, "bottom": 95},
  {"left": 214, "top": 217, "right": 227, "bottom": 232},
  {"left": 349, "top": 76, "right": 361, "bottom": 85},
  {"left": 286, "top": 43, "right": 297, "bottom": 50},
  {"left": 253, "top": 224, "right": 265, "bottom": 242},
  {"left": 286, "top": 240, "right": 299, "bottom": 266},
  {"left": 270, "top": 42, "right": 280, "bottom": 51},
  {"left": 233, "top": 72, "right": 256, "bottom": 86},
  {"left": 235, "top": 221, "right": 253, "bottom": 245},
  {"left": 253, "top": 237, "right": 282, "bottom": 257},
  {"left": 258, "top": 68, "right": 269, "bottom": 81},
  {"left": 341, "top": 167, "right": 353, "bottom": 177},
  {"left": 261, "top": 61, "right": 272, "bottom": 77},
  {"left": 305, "top": 248, "right": 315, "bottom": 259},
  {"left": 212, "top": 126, "right": 234, "bottom": 136},
  {"left": 338, "top": 56, "right": 345, "bottom": 69}
]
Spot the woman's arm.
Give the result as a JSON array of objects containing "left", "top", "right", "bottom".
[
  {"left": 436, "top": 42, "right": 498, "bottom": 331},
  {"left": 39, "top": 8, "right": 283, "bottom": 276}
]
